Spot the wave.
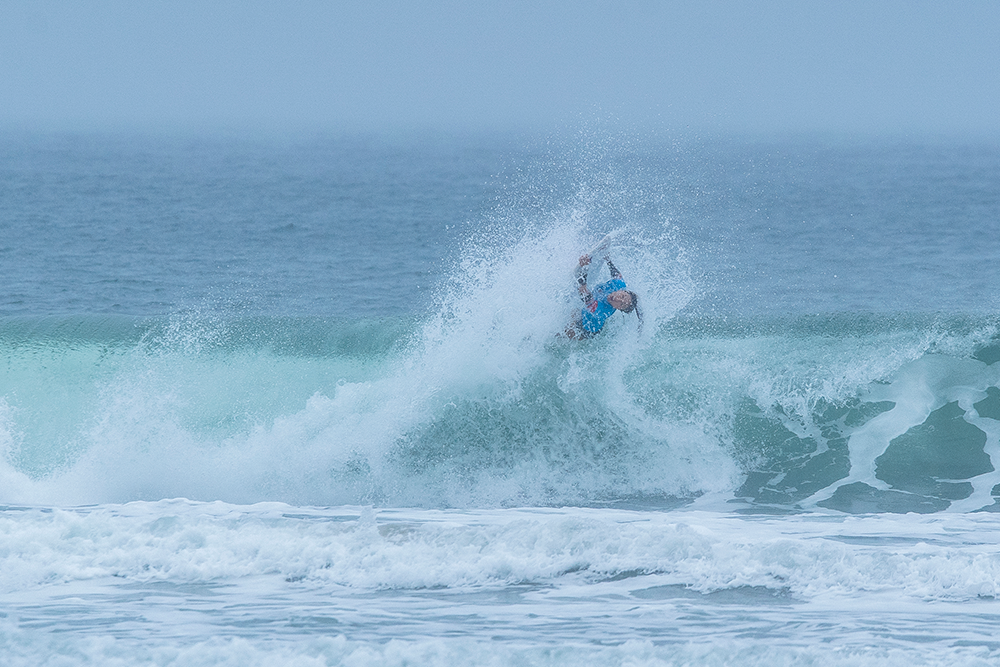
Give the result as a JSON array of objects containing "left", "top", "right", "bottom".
[
  {"left": 3, "top": 304, "right": 1000, "bottom": 513},
  {"left": 3, "top": 206, "right": 1000, "bottom": 511}
]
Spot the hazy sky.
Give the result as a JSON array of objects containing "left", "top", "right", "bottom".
[{"left": 2, "top": 0, "right": 998, "bottom": 137}]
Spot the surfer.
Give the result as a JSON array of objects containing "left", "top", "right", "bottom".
[{"left": 565, "top": 253, "right": 640, "bottom": 339}]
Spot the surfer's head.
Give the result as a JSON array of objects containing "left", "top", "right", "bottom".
[
  {"left": 608, "top": 290, "right": 637, "bottom": 313},
  {"left": 623, "top": 291, "right": 638, "bottom": 314}
]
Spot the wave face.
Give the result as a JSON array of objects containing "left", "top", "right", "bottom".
[{"left": 4, "top": 306, "right": 999, "bottom": 512}]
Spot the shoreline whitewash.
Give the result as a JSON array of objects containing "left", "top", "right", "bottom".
[{"left": 3, "top": 502, "right": 1000, "bottom": 665}]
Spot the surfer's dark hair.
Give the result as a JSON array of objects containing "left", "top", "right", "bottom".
[{"left": 621, "top": 291, "right": 638, "bottom": 314}]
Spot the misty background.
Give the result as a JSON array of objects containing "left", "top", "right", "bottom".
[{"left": 2, "top": 0, "right": 998, "bottom": 138}]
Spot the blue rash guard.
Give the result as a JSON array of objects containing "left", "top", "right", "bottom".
[{"left": 579, "top": 277, "right": 626, "bottom": 335}]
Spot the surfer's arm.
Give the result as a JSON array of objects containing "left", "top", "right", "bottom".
[
  {"left": 607, "top": 258, "right": 622, "bottom": 280},
  {"left": 575, "top": 255, "right": 593, "bottom": 301}
]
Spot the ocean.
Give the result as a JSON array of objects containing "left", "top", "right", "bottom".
[{"left": 2, "top": 129, "right": 1000, "bottom": 665}]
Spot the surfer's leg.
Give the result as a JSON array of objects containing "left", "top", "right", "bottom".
[
  {"left": 562, "top": 313, "right": 584, "bottom": 339},
  {"left": 562, "top": 316, "right": 593, "bottom": 340}
]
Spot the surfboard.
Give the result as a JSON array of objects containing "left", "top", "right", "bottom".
[
  {"left": 585, "top": 233, "right": 614, "bottom": 262},
  {"left": 575, "top": 233, "right": 615, "bottom": 284}
]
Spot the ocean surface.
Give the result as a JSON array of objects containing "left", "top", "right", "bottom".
[{"left": 2, "top": 129, "right": 1000, "bottom": 665}]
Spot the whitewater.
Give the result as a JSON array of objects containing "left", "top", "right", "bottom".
[{"left": 2, "top": 131, "right": 1000, "bottom": 665}]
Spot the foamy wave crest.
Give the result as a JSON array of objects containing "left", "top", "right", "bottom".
[
  {"left": 2, "top": 503, "right": 999, "bottom": 600},
  {"left": 0, "top": 203, "right": 716, "bottom": 507}
]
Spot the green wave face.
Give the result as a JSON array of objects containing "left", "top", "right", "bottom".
[{"left": 3, "top": 312, "right": 1000, "bottom": 512}]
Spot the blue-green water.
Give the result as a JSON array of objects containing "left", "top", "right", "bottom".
[{"left": 2, "top": 131, "right": 1000, "bottom": 665}]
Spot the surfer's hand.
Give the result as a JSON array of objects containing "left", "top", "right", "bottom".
[{"left": 578, "top": 255, "right": 591, "bottom": 267}]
